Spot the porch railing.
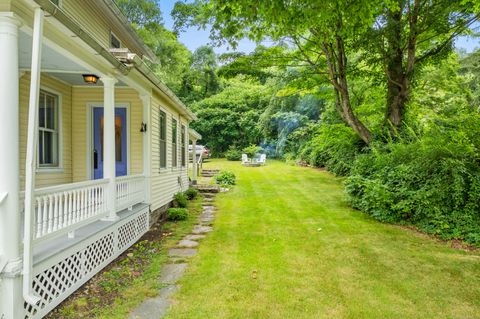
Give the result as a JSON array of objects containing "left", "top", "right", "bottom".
[
  {"left": 116, "top": 174, "right": 146, "bottom": 211},
  {"left": 32, "top": 179, "right": 110, "bottom": 243}
]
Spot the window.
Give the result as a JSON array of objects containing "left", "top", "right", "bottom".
[
  {"left": 110, "top": 32, "right": 121, "bottom": 49},
  {"left": 181, "top": 125, "right": 186, "bottom": 167},
  {"left": 159, "top": 110, "right": 166, "bottom": 169},
  {"left": 38, "top": 90, "right": 59, "bottom": 167},
  {"left": 172, "top": 118, "right": 177, "bottom": 167}
]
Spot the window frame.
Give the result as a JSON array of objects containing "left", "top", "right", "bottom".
[
  {"left": 181, "top": 124, "right": 186, "bottom": 167},
  {"left": 37, "top": 88, "right": 63, "bottom": 172},
  {"left": 110, "top": 32, "right": 121, "bottom": 49},
  {"left": 159, "top": 109, "right": 167, "bottom": 170},
  {"left": 171, "top": 117, "right": 178, "bottom": 168}
]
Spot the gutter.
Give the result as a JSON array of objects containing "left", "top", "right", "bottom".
[{"left": 33, "top": 0, "right": 130, "bottom": 75}]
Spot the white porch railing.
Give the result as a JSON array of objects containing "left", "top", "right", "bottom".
[
  {"left": 116, "top": 174, "right": 146, "bottom": 211},
  {"left": 32, "top": 179, "right": 110, "bottom": 243}
]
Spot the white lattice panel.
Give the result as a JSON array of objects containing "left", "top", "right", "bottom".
[{"left": 25, "top": 209, "right": 149, "bottom": 319}]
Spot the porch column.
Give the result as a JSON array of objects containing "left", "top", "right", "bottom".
[
  {"left": 140, "top": 93, "right": 151, "bottom": 203},
  {"left": 0, "top": 12, "right": 24, "bottom": 318},
  {"left": 191, "top": 139, "right": 198, "bottom": 185},
  {"left": 101, "top": 77, "right": 118, "bottom": 221}
]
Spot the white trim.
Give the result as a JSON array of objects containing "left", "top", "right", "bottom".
[
  {"left": 36, "top": 85, "right": 64, "bottom": 173},
  {"left": 158, "top": 105, "right": 168, "bottom": 173},
  {"left": 86, "top": 102, "right": 131, "bottom": 180}
]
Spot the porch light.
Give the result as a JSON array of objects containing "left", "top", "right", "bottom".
[
  {"left": 140, "top": 122, "right": 147, "bottom": 133},
  {"left": 82, "top": 74, "right": 99, "bottom": 84}
]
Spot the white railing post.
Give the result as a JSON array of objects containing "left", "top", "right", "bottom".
[
  {"left": 0, "top": 12, "right": 25, "bottom": 317},
  {"left": 101, "top": 77, "right": 118, "bottom": 221}
]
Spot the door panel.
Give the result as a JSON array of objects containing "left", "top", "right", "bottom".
[{"left": 93, "top": 107, "right": 127, "bottom": 179}]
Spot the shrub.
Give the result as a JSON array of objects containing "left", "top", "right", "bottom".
[
  {"left": 242, "top": 144, "right": 263, "bottom": 157},
  {"left": 225, "top": 148, "right": 242, "bottom": 161},
  {"left": 173, "top": 192, "right": 188, "bottom": 208},
  {"left": 214, "top": 170, "right": 236, "bottom": 185},
  {"left": 167, "top": 208, "right": 188, "bottom": 221},
  {"left": 184, "top": 188, "right": 198, "bottom": 200}
]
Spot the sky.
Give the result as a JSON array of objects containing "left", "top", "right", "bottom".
[{"left": 160, "top": 0, "right": 479, "bottom": 55}]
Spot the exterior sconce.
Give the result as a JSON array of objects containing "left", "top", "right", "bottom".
[
  {"left": 82, "top": 74, "right": 99, "bottom": 84},
  {"left": 140, "top": 122, "right": 147, "bottom": 133}
]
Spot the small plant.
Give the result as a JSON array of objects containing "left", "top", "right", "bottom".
[
  {"left": 184, "top": 187, "right": 199, "bottom": 200},
  {"left": 167, "top": 208, "right": 188, "bottom": 221},
  {"left": 174, "top": 192, "right": 188, "bottom": 208},
  {"left": 225, "top": 147, "right": 242, "bottom": 161},
  {"left": 242, "top": 144, "right": 263, "bottom": 157},
  {"left": 214, "top": 170, "right": 236, "bottom": 185}
]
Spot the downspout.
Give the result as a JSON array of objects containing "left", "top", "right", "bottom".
[{"left": 22, "top": 7, "right": 43, "bottom": 306}]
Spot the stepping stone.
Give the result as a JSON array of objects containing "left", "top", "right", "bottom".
[
  {"left": 203, "top": 193, "right": 215, "bottom": 198},
  {"left": 204, "top": 197, "right": 214, "bottom": 202},
  {"left": 159, "top": 263, "right": 187, "bottom": 284},
  {"left": 184, "top": 234, "right": 206, "bottom": 240},
  {"left": 168, "top": 248, "right": 197, "bottom": 257},
  {"left": 192, "top": 225, "right": 213, "bottom": 234},
  {"left": 177, "top": 239, "right": 199, "bottom": 248},
  {"left": 202, "top": 205, "right": 215, "bottom": 211},
  {"left": 129, "top": 285, "right": 178, "bottom": 319}
]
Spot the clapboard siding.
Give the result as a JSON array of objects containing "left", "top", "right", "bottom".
[
  {"left": 149, "top": 95, "right": 189, "bottom": 211},
  {"left": 19, "top": 73, "right": 73, "bottom": 189},
  {"left": 71, "top": 87, "right": 143, "bottom": 182}
]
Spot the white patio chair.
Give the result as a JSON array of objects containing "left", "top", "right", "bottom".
[
  {"left": 258, "top": 154, "right": 267, "bottom": 165},
  {"left": 242, "top": 153, "right": 249, "bottom": 165}
]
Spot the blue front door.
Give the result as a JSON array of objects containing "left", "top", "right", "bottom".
[{"left": 93, "top": 107, "right": 128, "bottom": 179}]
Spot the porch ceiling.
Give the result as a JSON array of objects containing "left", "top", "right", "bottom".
[{"left": 19, "top": 30, "right": 128, "bottom": 87}]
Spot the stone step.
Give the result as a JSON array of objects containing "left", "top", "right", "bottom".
[{"left": 193, "top": 184, "right": 220, "bottom": 193}]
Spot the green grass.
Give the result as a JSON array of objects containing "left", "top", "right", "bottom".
[{"left": 166, "top": 159, "right": 480, "bottom": 319}]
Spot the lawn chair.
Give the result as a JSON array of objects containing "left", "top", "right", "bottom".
[
  {"left": 258, "top": 154, "right": 267, "bottom": 165},
  {"left": 242, "top": 153, "right": 250, "bottom": 165}
]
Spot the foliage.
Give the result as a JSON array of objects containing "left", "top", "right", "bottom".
[
  {"left": 214, "top": 171, "right": 236, "bottom": 185},
  {"left": 173, "top": 192, "right": 188, "bottom": 208},
  {"left": 242, "top": 144, "right": 263, "bottom": 158},
  {"left": 167, "top": 208, "right": 189, "bottom": 221},
  {"left": 184, "top": 188, "right": 199, "bottom": 200},
  {"left": 225, "top": 147, "right": 242, "bottom": 161}
]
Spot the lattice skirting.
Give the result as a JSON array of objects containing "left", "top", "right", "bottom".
[{"left": 24, "top": 208, "right": 149, "bottom": 319}]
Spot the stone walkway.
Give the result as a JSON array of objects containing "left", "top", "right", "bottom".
[{"left": 129, "top": 191, "right": 218, "bottom": 319}]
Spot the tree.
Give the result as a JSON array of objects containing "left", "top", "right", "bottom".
[{"left": 173, "top": 0, "right": 479, "bottom": 143}]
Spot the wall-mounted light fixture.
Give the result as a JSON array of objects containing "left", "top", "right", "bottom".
[
  {"left": 82, "top": 74, "right": 99, "bottom": 84},
  {"left": 140, "top": 122, "right": 147, "bottom": 133}
]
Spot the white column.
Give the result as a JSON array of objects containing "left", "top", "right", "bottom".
[
  {"left": 140, "top": 93, "right": 151, "bottom": 203},
  {"left": 0, "top": 12, "right": 25, "bottom": 318},
  {"left": 192, "top": 139, "right": 198, "bottom": 184},
  {"left": 101, "top": 77, "right": 118, "bottom": 221}
]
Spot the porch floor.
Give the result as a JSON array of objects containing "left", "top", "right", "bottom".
[{"left": 33, "top": 203, "right": 150, "bottom": 266}]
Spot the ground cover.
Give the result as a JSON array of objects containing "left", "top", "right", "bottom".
[{"left": 165, "top": 159, "right": 480, "bottom": 319}]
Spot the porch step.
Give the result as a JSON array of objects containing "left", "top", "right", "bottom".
[
  {"left": 193, "top": 184, "right": 220, "bottom": 193},
  {"left": 201, "top": 169, "right": 220, "bottom": 177}
]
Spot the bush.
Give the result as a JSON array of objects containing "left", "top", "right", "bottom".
[
  {"left": 225, "top": 148, "right": 242, "bottom": 161},
  {"left": 184, "top": 188, "right": 199, "bottom": 200},
  {"left": 214, "top": 170, "right": 236, "bottom": 185},
  {"left": 167, "top": 208, "right": 188, "bottom": 221},
  {"left": 345, "top": 117, "right": 480, "bottom": 245},
  {"left": 173, "top": 192, "right": 188, "bottom": 208},
  {"left": 242, "top": 144, "right": 263, "bottom": 157}
]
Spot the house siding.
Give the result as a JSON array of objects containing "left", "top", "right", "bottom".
[{"left": 71, "top": 87, "right": 144, "bottom": 182}]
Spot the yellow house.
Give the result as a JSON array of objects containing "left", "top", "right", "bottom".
[{"left": 0, "top": 1, "right": 201, "bottom": 318}]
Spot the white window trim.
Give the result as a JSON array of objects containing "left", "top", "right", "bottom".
[
  {"left": 37, "top": 86, "right": 63, "bottom": 173},
  {"left": 110, "top": 32, "right": 122, "bottom": 49},
  {"left": 181, "top": 123, "right": 187, "bottom": 168},
  {"left": 171, "top": 116, "right": 179, "bottom": 170},
  {"left": 158, "top": 106, "right": 168, "bottom": 173}
]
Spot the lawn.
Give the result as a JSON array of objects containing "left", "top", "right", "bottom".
[{"left": 165, "top": 159, "right": 480, "bottom": 319}]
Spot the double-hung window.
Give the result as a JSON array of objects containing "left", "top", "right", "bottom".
[
  {"left": 38, "top": 90, "right": 59, "bottom": 168},
  {"left": 181, "top": 125, "right": 186, "bottom": 167},
  {"left": 159, "top": 110, "right": 166, "bottom": 169},
  {"left": 172, "top": 118, "right": 177, "bottom": 167}
]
